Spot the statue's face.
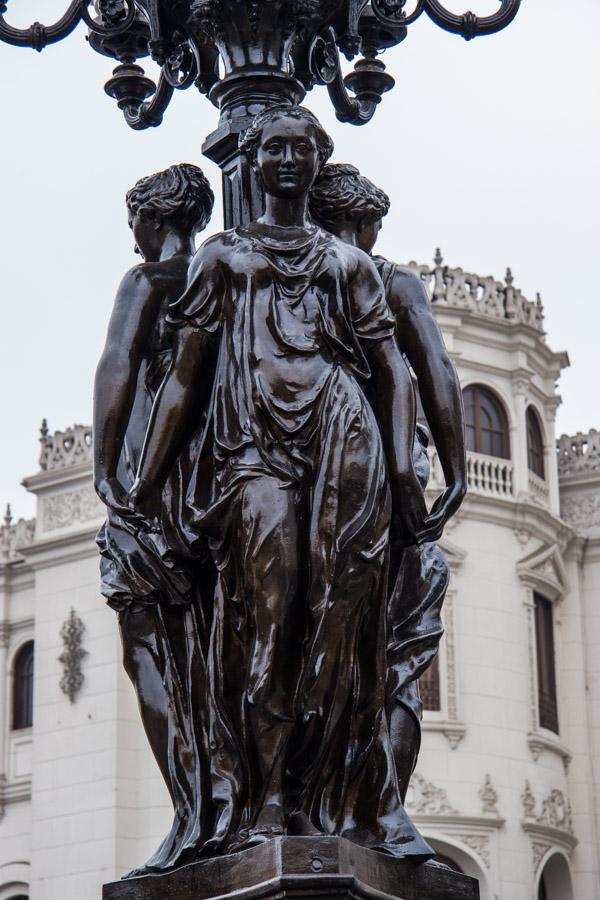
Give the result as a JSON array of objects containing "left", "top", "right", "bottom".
[
  {"left": 356, "top": 217, "right": 382, "bottom": 255},
  {"left": 255, "top": 116, "right": 321, "bottom": 199},
  {"left": 129, "top": 210, "right": 162, "bottom": 262}
]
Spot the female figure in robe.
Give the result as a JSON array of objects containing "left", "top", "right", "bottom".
[
  {"left": 309, "top": 163, "right": 466, "bottom": 799},
  {"left": 130, "top": 106, "right": 433, "bottom": 861},
  {"left": 93, "top": 164, "right": 216, "bottom": 873}
]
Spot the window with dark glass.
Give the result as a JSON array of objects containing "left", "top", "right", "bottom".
[
  {"left": 463, "top": 385, "right": 510, "bottom": 459},
  {"left": 419, "top": 655, "right": 441, "bottom": 712},
  {"left": 12, "top": 641, "right": 34, "bottom": 730},
  {"left": 534, "top": 595, "right": 559, "bottom": 734},
  {"left": 527, "top": 407, "right": 545, "bottom": 479}
]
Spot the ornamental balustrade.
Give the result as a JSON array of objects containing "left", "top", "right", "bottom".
[
  {"left": 409, "top": 251, "right": 545, "bottom": 332},
  {"left": 38, "top": 420, "right": 93, "bottom": 472},
  {"left": 429, "top": 448, "right": 514, "bottom": 501},
  {"left": 557, "top": 429, "right": 600, "bottom": 479},
  {"left": 0, "top": 506, "right": 35, "bottom": 563}
]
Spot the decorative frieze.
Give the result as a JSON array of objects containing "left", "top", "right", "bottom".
[
  {"left": 408, "top": 252, "right": 545, "bottom": 332},
  {"left": 42, "top": 485, "right": 102, "bottom": 532},
  {"left": 560, "top": 494, "right": 600, "bottom": 536},
  {"left": 58, "top": 609, "right": 88, "bottom": 704}
]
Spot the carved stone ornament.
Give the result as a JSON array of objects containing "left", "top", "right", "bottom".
[
  {"left": 457, "top": 833, "right": 490, "bottom": 869},
  {"left": 407, "top": 252, "right": 544, "bottom": 332},
  {"left": 532, "top": 840, "right": 552, "bottom": 873},
  {"left": 58, "top": 609, "right": 88, "bottom": 704},
  {"left": 42, "top": 485, "right": 102, "bottom": 532},
  {"left": 557, "top": 429, "right": 600, "bottom": 478},
  {"left": 38, "top": 421, "right": 93, "bottom": 472},
  {"left": 405, "top": 773, "right": 459, "bottom": 816},
  {"left": 479, "top": 774, "right": 499, "bottom": 816},
  {"left": 537, "top": 789, "right": 574, "bottom": 835},
  {"left": 521, "top": 780, "right": 537, "bottom": 819},
  {"left": 560, "top": 494, "right": 600, "bottom": 536},
  {"left": 0, "top": 505, "right": 35, "bottom": 563}
]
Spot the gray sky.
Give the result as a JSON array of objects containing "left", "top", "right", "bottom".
[{"left": 1, "top": 0, "right": 599, "bottom": 519}]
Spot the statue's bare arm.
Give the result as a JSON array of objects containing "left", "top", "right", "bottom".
[
  {"left": 128, "top": 324, "right": 214, "bottom": 523},
  {"left": 388, "top": 267, "right": 467, "bottom": 541},
  {"left": 93, "top": 266, "right": 163, "bottom": 515},
  {"left": 351, "top": 256, "right": 427, "bottom": 544}
]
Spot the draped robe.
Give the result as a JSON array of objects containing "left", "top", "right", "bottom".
[{"left": 162, "top": 225, "right": 433, "bottom": 860}]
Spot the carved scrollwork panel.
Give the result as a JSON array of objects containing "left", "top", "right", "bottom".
[{"left": 58, "top": 609, "right": 89, "bottom": 704}]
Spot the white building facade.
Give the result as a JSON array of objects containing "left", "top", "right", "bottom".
[{"left": 0, "top": 256, "right": 598, "bottom": 900}]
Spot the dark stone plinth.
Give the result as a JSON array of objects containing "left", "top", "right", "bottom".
[{"left": 103, "top": 836, "right": 480, "bottom": 900}]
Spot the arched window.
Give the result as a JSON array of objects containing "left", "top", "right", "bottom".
[
  {"left": 527, "top": 407, "right": 545, "bottom": 479},
  {"left": 463, "top": 385, "right": 510, "bottom": 459},
  {"left": 12, "top": 642, "right": 34, "bottom": 731}
]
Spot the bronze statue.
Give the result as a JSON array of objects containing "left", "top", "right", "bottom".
[
  {"left": 95, "top": 108, "right": 466, "bottom": 878},
  {"left": 94, "top": 163, "right": 217, "bottom": 873},
  {"left": 123, "top": 104, "right": 438, "bottom": 863},
  {"left": 309, "top": 163, "right": 466, "bottom": 798}
]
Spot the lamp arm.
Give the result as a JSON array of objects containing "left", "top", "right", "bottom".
[
  {"left": 370, "top": 0, "right": 520, "bottom": 39},
  {"left": 423, "top": 0, "right": 521, "bottom": 39},
  {"left": 310, "top": 29, "right": 392, "bottom": 127},
  {"left": 0, "top": 0, "right": 89, "bottom": 51},
  {"left": 122, "top": 72, "right": 174, "bottom": 129}
]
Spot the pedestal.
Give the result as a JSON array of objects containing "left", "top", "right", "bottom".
[{"left": 103, "top": 836, "right": 480, "bottom": 900}]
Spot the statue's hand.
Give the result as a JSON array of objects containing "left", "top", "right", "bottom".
[
  {"left": 391, "top": 471, "right": 428, "bottom": 547},
  {"left": 127, "top": 477, "right": 162, "bottom": 532},
  {"left": 95, "top": 475, "right": 132, "bottom": 519},
  {"left": 416, "top": 479, "right": 466, "bottom": 544}
]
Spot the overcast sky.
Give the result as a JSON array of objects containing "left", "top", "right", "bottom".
[{"left": 1, "top": 0, "right": 599, "bottom": 519}]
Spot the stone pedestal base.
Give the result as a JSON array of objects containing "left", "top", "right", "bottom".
[{"left": 103, "top": 836, "right": 480, "bottom": 900}]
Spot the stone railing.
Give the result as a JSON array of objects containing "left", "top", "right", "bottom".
[
  {"left": 429, "top": 449, "right": 514, "bottom": 500},
  {"left": 38, "top": 421, "right": 93, "bottom": 472},
  {"left": 407, "top": 251, "right": 545, "bottom": 332},
  {"left": 557, "top": 429, "right": 600, "bottom": 479},
  {"left": 0, "top": 506, "right": 35, "bottom": 564},
  {"left": 466, "top": 451, "right": 514, "bottom": 498},
  {"left": 528, "top": 471, "right": 550, "bottom": 505}
]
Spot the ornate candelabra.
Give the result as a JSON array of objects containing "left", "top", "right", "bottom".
[{"left": 1, "top": 0, "right": 519, "bottom": 224}]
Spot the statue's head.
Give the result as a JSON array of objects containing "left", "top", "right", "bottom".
[
  {"left": 126, "top": 163, "right": 214, "bottom": 261},
  {"left": 309, "top": 163, "right": 389, "bottom": 254},
  {"left": 239, "top": 105, "right": 334, "bottom": 199}
]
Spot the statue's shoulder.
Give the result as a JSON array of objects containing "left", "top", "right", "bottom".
[
  {"left": 187, "top": 230, "right": 237, "bottom": 281},
  {"left": 372, "top": 257, "right": 429, "bottom": 306},
  {"left": 117, "top": 261, "right": 162, "bottom": 301},
  {"left": 325, "top": 232, "right": 378, "bottom": 278}
]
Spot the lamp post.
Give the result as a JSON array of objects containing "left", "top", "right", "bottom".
[{"left": 0, "top": 0, "right": 520, "bottom": 225}]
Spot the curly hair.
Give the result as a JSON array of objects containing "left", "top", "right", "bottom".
[
  {"left": 126, "top": 163, "right": 214, "bottom": 234},
  {"left": 309, "top": 163, "right": 390, "bottom": 231},
  {"left": 239, "top": 105, "right": 334, "bottom": 169}
]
